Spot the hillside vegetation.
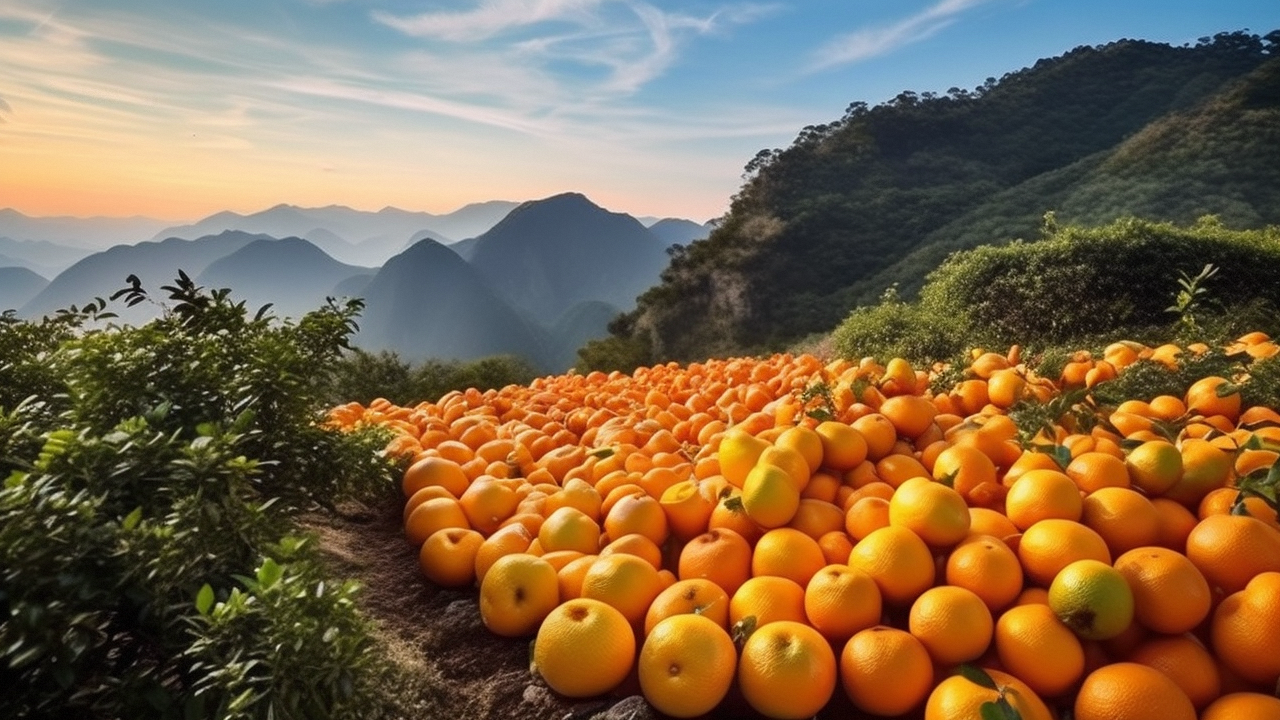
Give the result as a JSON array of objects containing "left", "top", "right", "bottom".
[{"left": 584, "top": 31, "right": 1280, "bottom": 368}]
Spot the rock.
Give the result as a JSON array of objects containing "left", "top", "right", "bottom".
[{"left": 589, "top": 695, "right": 657, "bottom": 720}]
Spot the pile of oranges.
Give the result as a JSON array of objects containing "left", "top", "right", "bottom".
[{"left": 328, "top": 334, "right": 1280, "bottom": 720}]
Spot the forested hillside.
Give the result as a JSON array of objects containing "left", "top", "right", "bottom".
[{"left": 587, "top": 31, "right": 1280, "bottom": 368}]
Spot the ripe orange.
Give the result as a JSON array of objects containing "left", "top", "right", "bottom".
[
  {"left": 1004, "top": 468, "right": 1083, "bottom": 530},
  {"left": 405, "top": 496, "right": 471, "bottom": 546},
  {"left": 1185, "top": 375, "right": 1241, "bottom": 422},
  {"left": 418, "top": 527, "right": 484, "bottom": 587},
  {"left": 538, "top": 506, "right": 601, "bottom": 555},
  {"left": 603, "top": 490, "right": 668, "bottom": 547},
  {"left": 678, "top": 527, "right": 753, "bottom": 597},
  {"left": 644, "top": 578, "right": 730, "bottom": 635},
  {"left": 888, "top": 476, "right": 971, "bottom": 548},
  {"left": 1113, "top": 546, "right": 1211, "bottom": 634},
  {"left": 741, "top": 462, "right": 801, "bottom": 528},
  {"left": 817, "top": 529, "right": 855, "bottom": 565},
  {"left": 1201, "top": 692, "right": 1280, "bottom": 720},
  {"left": 1066, "top": 451, "right": 1131, "bottom": 493},
  {"left": 804, "top": 564, "right": 882, "bottom": 643},
  {"left": 1128, "top": 634, "right": 1221, "bottom": 710},
  {"left": 1048, "top": 559, "right": 1135, "bottom": 641},
  {"left": 473, "top": 521, "right": 535, "bottom": 585},
  {"left": 1151, "top": 496, "right": 1199, "bottom": 551},
  {"left": 924, "top": 668, "right": 1055, "bottom": 720},
  {"left": 845, "top": 496, "right": 891, "bottom": 540},
  {"left": 813, "top": 420, "right": 869, "bottom": 470},
  {"left": 1124, "top": 440, "right": 1183, "bottom": 496},
  {"left": 1074, "top": 662, "right": 1196, "bottom": 720},
  {"left": 967, "top": 506, "right": 1019, "bottom": 540},
  {"left": 758, "top": 444, "right": 812, "bottom": 492},
  {"left": 851, "top": 413, "right": 898, "bottom": 461},
  {"left": 598, "top": 532, "right": 663, "bottom": 570},
  {"left": 931, "top": 443, "right": 999, "bottom": 501},
  {"left": 555, "top": 553, "right": 598, "bottom": 600},
  {"left": 1211, "top": 571, "right": 1280, "bottom": 687},
  {"left": 879, "top": 394, "right": 938, "bottom": 439},
  {"left": 840, "top": 626, "right": 934, "bottom": 716},
  {"left": 738, "top": 620, "right": 837, "bottom": 720},
  {"left": 848, "top": 525, "right": 936, "bottom": 605},
  {"left": 1081, "top": 487, "right": 1161, "bottom": 555},
  {"left": 639, "top": 614, "right": 737, "bottom": 718},
  {"left": 659, "top": 479, "right": 715, "bottom": 541},
  {"left": 580, "top": 553, "right": 665, "bottom": 626},
  {"left": 787, "top": 498, "right": 846, "bottom": 540},
  {"left": 718, "top": 427, "right": 769, "bottom": 487},
  {"left": 729, "top": 575, "right": 808, "bottom": 629},
  {"left": 1185, "top": 513, "right": 1280, "bottom": 594},
  {"left": 944, "top": 534, "right": 1024, "bottom": 612},
  {"left": 478, "top": 553, "right": 560, "bottom": 637},
  {"left": 1164, "top": 438, "right": 1231, "bottom": 507},
  {"left": 533, "top": 598, "right": 635, "bottom": 698},
  {"left": 402, "top": 455, "right": 469, "bottom": 498},
  {"left": 775, "top": 425, "right": 825, "bottom": 475},
  {"left": 1017, "top": 518, "right": 1112, "bottom": 587},
  {"left": 994, "top": 602, "right": 1085, "bottom": 697},
  {"left": 908, "top": 585, "right": 993, "bottom": 666},
  {"left": 752, "top": 527, "right": 826, "bottom": 587}
]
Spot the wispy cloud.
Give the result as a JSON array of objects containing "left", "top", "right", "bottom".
[
  {"left": 372, "top": 0, "right": 605, "bottom": 42},
  {"left": 807, "top": 0, "right": 993, "bottom": 72}
]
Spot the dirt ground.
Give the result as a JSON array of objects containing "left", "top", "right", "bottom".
[{"left": 309, "top": 496, "right": 880, "bottom": 720}]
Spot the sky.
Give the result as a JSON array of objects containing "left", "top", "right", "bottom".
[{"left": 1, "top": 1, "right": 1276, "bottom": 223}]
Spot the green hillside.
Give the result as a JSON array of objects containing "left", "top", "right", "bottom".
[{"left": 585, "top": 31, "right": 1280, "bottom": 369}]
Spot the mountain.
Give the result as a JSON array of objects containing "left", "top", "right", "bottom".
[
  {"left": 354, "top": 239, "right": 545, "bottom": 365},
  {"left": 594, "top": 31, "right": 1280, "bottom": 364},
  {"left": 422, "top": 200, "right": 519, "bottom": 241},
  {"left": 20, "top": 231, "right": 266, "bottom": 322},
  {"left": 648, "top": 218, "right": 713, "bottom": 247},
  {"left": 0, "top": 267, "right": 48, "bottom": 313},
  {"left": 466, "top": 193, "right": 670, "bottom": 326},
  {"left": 195, "top": 237, "right": 374, "bottom": 319},
  {"left": 546, "top": 301, "right": 623, "bottom": 372},
  {"left": 0, "top": 235, "right": 102, "bottom": 277},
  {"left": 0, "top": 209, "right": 171, "bottom": 249}
]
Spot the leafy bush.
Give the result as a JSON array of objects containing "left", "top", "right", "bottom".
[
  {"left": 327, "top": 347, "right": 539, "bottom": 406},
  {"left": 0, "top": 275, "right": 401, "bottom": 719}
]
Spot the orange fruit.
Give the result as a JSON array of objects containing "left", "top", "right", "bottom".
[
  {"left": 659, "top": 479, "right": 714, "bottom": 541},
  {"left": 1124, "top": 440, "right": 1183, "bottom": 496},
  {"left": 1211, "top": 571, "right": 1280, "bottom": 687},
  {"left": 803, "top": 564, "right": 882, "bottom": 643},
  {"left": 1074, "top": 662, "right": 1196, "bottom": 720},
  {"left": 1017, "top": 518, "right": 1112, "bottom": 587},
  {"left": 738, "top": 620, "right": 837, "bottom": 720},
  {"left": 603, "top": 490, "right": 668, "bottom": 546},
  {"left": 908, "top": 585, "right": 993, "bottom": 666},
  {"left": 845, "top": 496, "right": 891, "bottom": 540},
  {"left": 639, "top": 614, "right": 737, "bottom": 718},
  {"left": 718, "top": 427, "right": 769, "bottom": 487},
  {"left": 644, "top": 578, "right": 730, "bottom": 635},
  {"left": 1185, "top": 375, "right": 1241, "bottom": 422},
  {"left": 403, "top": 485, "right": 459, "bottom": 523},
  {"left": 1113, "top": 546, "right": 1211, "bottom": 634},
  {"left": 840, "top": 626, "right": 934, "bottom": 716},
  {"left": 1164, "top": 438, "right": 1231, "bottom": 506},
  {"left": 418, "top": 527, "right": 484, "bottom": 587},
  {"left": 729, "top": 575, "right": 808, "bottom": 629},
  {"left": 538, "top": 506, "right": 601, "bottom": 555},
  {"left": 1185, "top": 513, "right": 1280, "bottom": 594},
  {"left": 1047, "top": 558, "right": 1135, "bottom": 640},
  {"left": 994, "top": 602, "right": 1085, "bottom": 697},
  {"left": 678, "top": 527, "right": 753, "bottom": 597},
  {"left": 752, "top": 527, "right": 826, "bottom": 587},
  {"left": 1081, "top": 487, "right": 1161, "bottom": 556},
  {"left": 473, "top": 522, "right": 535, "bottom": 585},
  {"left": 740, "top": 461, "right": 801, "bottom": 529},
  {"left": 848, "top": 525, "right": 936, "bottom": 605},
  {"left": 944, "top": 534, "right": 1024, "bottom": 612},
  {"left": 405, "top": 496, "right": 470, "bottom": 546},
  {"left": 775, "top": 425, "right": 825, "bottom": 474},
  {"left": 1128, "top": 633, "right": 1221, "bottom": 709},
  {"left": 458, "top": 476, "right": 522, "bottom": 535},
  {"left": 817, "top": 529, "right": 855, "bottom": 565},
  {"left": 758, "top": 444, "right": 812, "bottom": 492},
  {"left": 931, "top": 443, "right": 999, "bottom": 500},
  {"left": 879, "top": 394, "right": 938, "bottom": 439},
  {"left": 1004, "top": 468, "right": 1083, "bottom": 530},
  {"left": 533, "top": 598, "right": 635, "bottom": 698},
  {"left": 402, "top": 455, "right": 469, "bottom": 498},
  {"left": 888, "top": 476, "right": 971, "bottom": 548},
  {"left": 1201, "top": 692, "right": 1280, "bottom": 720},
  {"left": 478, "top": 553, "right": 560, "bottom": 637},
  {"left": 924, "top": 667, "right": 1055, "bottom": 720},
  {"left": 876, "top": 453, "right": 930, "bottom": 488},
  {"left": 1151, "top": 496, "right": 1199, "bottom": 551},
  {"left": 598, "top": 532, "right": 663, "bottom": 570},
  {"left": 555, "top": 553, "right": 598, "bottom": 600},
  {"left": 580, "top": 553, "right": 665, "bottom": 626},
  {"left": 1066, "top": 451, "right": 1131, "bottom": 493},
  {"left": 967, "top": 506, "right": 1019, "bottom": 540},
  {"left": 851, "top": 413, "right": 898, "bottom": 461},
  {"left": 787, "top": 498, "right": 846, "bottom": 540},
  {"left": 814, "top": 420, "right": 869, "bottom": 471},
  {"left": 986, "top": 368, "right": 1028, "bottom": 408}
]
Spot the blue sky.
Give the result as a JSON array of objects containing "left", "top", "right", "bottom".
[{"left": 1, "top": 0, "right": 1276, "bottom": 222}]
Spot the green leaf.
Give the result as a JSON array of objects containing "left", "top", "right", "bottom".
[
  {"left": 122, "top": 506, "right": 142, "bottom": 531},
  {"left": 588, "top": 447, "right": 615, "bottom": 459},
  {"left": 959, "top": 663, "right": 999, "bottom": 690},
  {"left": 256, "top": 557, "right": 283, "bottom": 589},
  {"left": 981, "top": 698, "right": 1022, "bottom": 720},
  {"left": 195, "top": 584, "right": 215, "bottom": 616}
]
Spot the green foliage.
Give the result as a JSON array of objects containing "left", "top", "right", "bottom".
[
  {"left": 830, "top": 285, "right": 964, "bottom": 364},
  {"left": 327, "top": 347, "right": 539, "bottom": 406},
  {"left": 0, "top": 276, "right": 400, "bottom": 719}
]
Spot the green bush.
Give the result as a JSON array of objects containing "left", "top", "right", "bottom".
[
  {"left": 327, "top": 347, "right": 539, "bottom": 406},
  {"left": 0, "top": 275, "right": 401, "bottom": 719}
]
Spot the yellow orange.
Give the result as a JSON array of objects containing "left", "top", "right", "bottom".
[
  {"left": 738, "top": 620, "right": 837, "bottom": 720},
  {"left": 534, "top": 598, "right": 635, "bottom": 698},
  {"left": 639, "top": 614, "right": 737, "bottom": 718}
]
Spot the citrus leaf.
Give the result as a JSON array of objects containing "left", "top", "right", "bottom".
[
  {"left": 195, "top": 584, "right": 215, "bottom": 616},
  {"left": 980, "top": 698, "right": 1021, "bottom": 720},
  {"left": 959, "top": 664, "right": 999, "bottom": 690}
]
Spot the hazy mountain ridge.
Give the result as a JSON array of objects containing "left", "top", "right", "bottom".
[
  {"left": 0, "top": 267, "right": 48, "bottom": 313},
  {"left": 195, "top": 237, "right": 375, "bottom": 320}
]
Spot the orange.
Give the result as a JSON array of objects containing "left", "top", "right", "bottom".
[
  {"left": 1185, "top": 513, "right": 1280, "bottom": 594},
  {"left": 845, "top": 496, "right": 891, "bottom": 540},
  {"left": 1066, "top": 451, "right": 1131, "bottom": 493},
  {"left": 803, "top": 564, "right": 882, "bottom": 643},
  {"left": 678, "top": 527, "right": 753, "bottom": 597},
  {"left": 403, "top": 484, "right": 459, "bottom": 523},
  {"left": 752, "top": 527, "right": 826, "bottom": 587},
  {"left": 786, "top": 498, "right": 846, "bottom": 540},
  {"left": 707, "top": 489, "right": 763, "bottom": 544},
  {"left": 879, "top": 394, "right": 938, "bottom": 439},
  {"left": 1185, "top": 375, "right": 1241, "bottom": 423},
  {"left": 545, "top": 477, "right": 603, "bottom": 522},
  {"left": 580, "top": 553, "right": 665, "bottom": 626},
  {"left": 817, "top": 530, "right": 855, "bottom": 565},
  {"left": 1081, "top": 487, "right": 1161, "bottom": 556},
  {"left": 924, "top": 668, "right": 1055, "bottom": 720},
  {"left": 775, "top": 425, "right": 825, "bottom": 474},
  {"left": 967, "top": 507, "right": 1019, "bottom": 540},
  {"left": 1004, "top": 468, "right": 1083, "bottom": 530},
  {"left": 402, "top": 455, "right": 469, "bottom": 498},
  {"left": 888, "top": 476, "right": 971, "bottom": 548},
  {"left": 717, "top": 427, "right": 769, "bottom": 487},
  {"left": 738, "top": 620, "right": 837, "bottom": 720},
  {"left": 908, "top": 585, "right": 993, "bottom": 665},
  {"left": 994, "top": 602, "right": 1085, "bottom": 697},
  {"left": 1047, "top": 558, "right": 1135, "bottom": 640},
  {"left": 1200, "top": 486, "right": 1280, "bottom": 527},
  {"left": 1113, "top": 546, "right": 1211, "bottom": 634},
  {"left": 1163, "top": 438, "right": 1231, "bottom": 506},
  {"left": 848, "top": 525, "right": 936, "bottom": 605},
  {"left": 944, "top": 534, "right": 1024, "bottom": 612},
  {"left": 418, "top": 527, "right": 484, "bottom": 587},
  {"left": 1124, "top": 440, "right": 1183, "bottom": 496},
  {"left": 876, "top": 453, "right": 930, "bottom": 488},
  {"left": 1017, "top": 518, "right": 1111, "bottom": 587},
  {"left": 473, "top": 522, "right": 535, "bottom": 585},
  {"left": 639, "top": 614, "right": 737, "bottom": 718},
  {"left": 841, "top": 626, "right": 935, "bottom": 716},
  {"left": 458, "top": 476, "right": 522, "bottom": 535},
  {"left": 533, "top": 598, "right": 635, "bottom": 698},
  {"left": 1151, "top": 497, "right": 1199, "bottom": 551},
  {"left": 555, "top": 553, "right": 598, "bottom": 600},
  {"left": 931, "top": 443, "right": 999, "bottom": 501},
  {"left": 1074, "top": 662, "right": 1196, "bottom": 720},
  {"left": 598, "top": 532, "right": 663, "bottom": 570},
  {"left": 603, "top": 490, "right": 668, "bottom": 546},
  {"left": 814, "top": 420, "right": 869, "bottom": 471},
  {"left": 729, "top": 575, "right": 808, "bottom": 629},
  {"left": 741, "top": 462, "right": 801, "bottom": 528},
  {"left": 851, "top": 413, "right": 898, "bottom": 461},
  {"left": 758, "top": 444, "right": 812, "bottom": 492},
  {"left": 659, "top": 479, "right": 715, "bottom": 541},
  {"left": 644, "top": 578, "right": 730, "bottom": 635},
  {"left": 1201, "top": 692, "right": 1280, "bottom": 720},
  {"left": 1211, "top": 571, "right": 1280, "bottom": 687},
  {"left": 404, "top": 496, "right": 470, "bottom": 546},
  {"left": 1128, "top": 634, "right": 1221, "bottom": 709},
  {"left": 478, "top": 553, "right": 560, "bottom": 637},
  {"left": 986, "top": 368, "right": 1028, "bottom": 408},
  {"left": 537, "top": 506, "right": 601, "bottom": 555}
]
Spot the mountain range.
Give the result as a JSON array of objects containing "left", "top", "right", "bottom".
[{"left": 3, "top": 194, "right": 712, "bottom": 372}]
